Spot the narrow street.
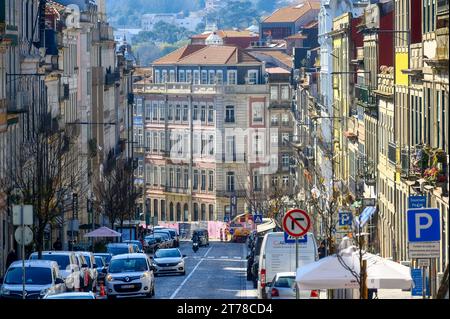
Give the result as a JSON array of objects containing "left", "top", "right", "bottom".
[{"left": 154, "top": 241, "right": 256, "bottom": 299}]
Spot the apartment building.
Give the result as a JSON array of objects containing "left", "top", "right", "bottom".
[{"left": 133, "top": 42, "right": 296, "bottom": 223}]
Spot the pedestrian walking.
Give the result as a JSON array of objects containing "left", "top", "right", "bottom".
[
  {"left": 5, "top": 249, "right": 18, "bottom": 269},
  {"left": 53, "top": 238, "right": 62, "bottom": 251},
  {"left": 318, "top": 241, "right": 326, "bottom": 259},
  {"left": 368, "top": 288, "right": 378, "bottom": 299}
]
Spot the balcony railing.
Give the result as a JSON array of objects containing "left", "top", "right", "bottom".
[
  {"left": 355, "top": 84, "right": 376, "bottom": 107},
  {"left": 216, "top": 190, "right": 247, "bottom": 197},
  {"left": 105, "top": 69, "right": 120, "bottom": 86},
  {"left": 133, "top": 82, "right": 268, "bottom": 95}
]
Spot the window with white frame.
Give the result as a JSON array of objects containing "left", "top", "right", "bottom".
[
  {"left": 208, "top": 105, "right": 214, "bottom": 123},
  {"left": 208, "top": 70, "right": 215, "bottom": 84},
  {"left": 193, "top": 105, "right": 198, "bottom": 121},
  {"left": 271, "top": 132, "right": 278, "bottom": 146},
  {"left": 184, "top": 169, "right": 189, "bottom": 188},
  {"left": 179, "top": 70, "right": 185, "bottom": 82},
  {"left": 201, "top": 105, "right": 206, "bottom": 122},
  {"left": 271, "top": 176, "right": 278, "bottom": 187},
  {"left": 252, "top": 102, "right": 264, "bottom": 124},
  {"left": 282, "top": 133, "right": 289, "bottom": 145},
  {"left": 160, "top": 167, "right": 166, "bottom": 186},
  {"left": 227, "top": 70, "right": 237, "bottom": 85},
  {"left": 208, "top": 134, "right": 214, "bottom": 155},
  {"left": 271, "top": 114, "right": 279, "bottom": 125},
  {"left": 161, "top": 70, "right": 167, "bottom": 83},
  {"left": 225, "top": 105, "right": 235, "bottom": 123},
  {"left": 168, "top": 104, "right": 173, "bottom": 120},
  {"left": 193, "top": 70, "right": 200, "bottom": 84},
  {"left": 226, "top": 135, "right": 236, "bottom": 161},
  {"left": 270, "top": 86, "right": 278, "bottom": 100},
  {"left": 152, "top": 104, "right": 158, "bottom": 121},
  {"left": 153, "top": 166, "right": 159, "bottom": 186},
  {"left": 145, "top": 103, "right": 151, "bottom": 120},
  {"left": 137, "top": 128, "right": 144, "bottom": 147},
  {"left": 159, "top": 103, "right": 165, "bottom": 121},
  {"left": 282, "top": 113, "right": 289, "bottom": 126},
  {"left": 253, "top": 134, "right": 264, "bottom": 156},
  {"left": 201, "top": 70, "right": 207, "bottom": 84},
  {"left": 160, "top": 131, "right": 165, "bottom": 152},
  {"left": 146, "top": 131, "right": 151, "bottom": 149},
  {"left": 208, "top": 171, "right": 214, "bottom": 191},
  {"left": 175, "top": 105, "right": 181, "bottom": 121},
  {"left": 169, "top": 70, "right": 175, "bottom": 82},
  {"left": 186, "top": 70, "right": 192, "bottom": 83},
  {"left": 182, "top": 105, "right": 188, "bottom": 122},
  {"left": 281, "top": 85, "right": 289, "bottom": 100},
  {"left": 226, "top": 172, "right": 235, "bottom": 192},
  {"left": 145, "top": 164, "right": 152, "bottom": 184},
  {"left": 153, "top": 132, "right": 158, "bottom": 152},
  {"left": 282, "top": 154, "right": 289, "bottom": 167},
  {"left": 253, "top": 172, "right": 262, "bottom": 191},
  {"left": 193, "top": 133, "right": 199, "bottom": 155},
  {"left": 247, "top": 70, "right": 258, "bottom": 84},
  {"left": 282, "top": 175, "right": 289, "bottom": 186},
  {"left": 216, "top": 70, "right": 223, "bottom": 84},
  {"left": 155, "top": 70, "right": 160, "bottom": 83}
]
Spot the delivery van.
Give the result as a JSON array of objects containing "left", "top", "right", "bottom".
[{"left": 257, "top": 232, "right": 318, "bottom": 299}]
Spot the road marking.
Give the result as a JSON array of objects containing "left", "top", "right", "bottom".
[
  {"left": 233, "top": 256, "right": 240, "bottom": 259},
  {"left": 169, "top": 245, "right": 213, "bottom": 299},
  {"left": 220, "top": 256, "right": 227, "bottom": 259}
]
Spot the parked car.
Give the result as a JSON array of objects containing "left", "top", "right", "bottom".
[
  {"left": 152, "top": 248, "right": 186, "bottom": 276},
  {"left": 153, "top": 233, "right": 171, "bottom": 249},
  {"left": 43, "top": 291, "right": 96, "bottom": 299},
  {"left": 154, "top": 227, "right": 180, "bottom": 247},
  {"left": 192, "top": 229, "right": 209, "bottom": 247},
  {"left": 94, "top": 255, "right": 107, "bottom": 284},
  {"left": 94, "top": 253, "right": 113, "bottom": 266},
  {"left": 1, "top": 260, "right": 66, "bottom": 299},
  {"left": 144, "top": 236, "right": 161, "bottom": 253},
  {"left": 153, "top": 230, "right": 175, "bottom": 248},
  {"left": 267, "top": 272, "right": 319, "bottom": 299},
  {"left": 122, "top": 241, "right": 143, "bottom": 253},
  {"left": 104, "top": 253, "right": 155, "bottom": 299},
  {"left": 257, "top": 232, "right": 318, "bottom": 299},
  {"left": 29, "top": 251, "right": 80, "bottom": 291},
  {"left": 106, "top": 243, "right": 137, "bottom": 256}
]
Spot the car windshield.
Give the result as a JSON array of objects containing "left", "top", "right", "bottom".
[
  {"left": 95, "top": 256, "right": 104, "bottom": 267},
  {"left": 107, "top": 246, "right": 129, "bottom": 255},
  {"left": 145, "top": 237, "right": 156, "bottom": 243},
  {"left": 96, "top": 254, "right": 112, "bottom": 264},
  {"left": 108, "top": 258, "right": 148, "bottom": 273},
  {"left": 30, "top": 254, "right": 70, "bottom": 270},
  {"left": 275, "top": 276, "right": 296, "bottom": 288},
  {"left": 5, "top": 267, "right": 52, "bottom": 285},
  {"left": 124, "top": 241, "right": 142, "bottom": 250},
  {"left": 154, "top": 249, "right": 181, "bottom": 258},
  {"left": 155, "top": 232, "right": 170, "bottom": 238}
]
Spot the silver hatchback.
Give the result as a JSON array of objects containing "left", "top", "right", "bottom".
[{"left": 152, "top": 248, "right": 186, "bottom": 276}]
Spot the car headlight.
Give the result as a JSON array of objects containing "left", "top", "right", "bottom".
[
  {"left": 40, "top": 288, "right": 49, "bottom": 297},
  {"left": 1, "top": 287, "right": 10, "bottom": 295},
  {"left": 106, "top": 274, "right": 113, "bottom": 282},
  {"left": 140, "top": 273, "right": 149, "bottom": 279}
]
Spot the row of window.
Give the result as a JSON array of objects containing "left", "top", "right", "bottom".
[
  {"left": 149, "top": 200, "right": 215, "bottom": 222},
  {"left": 270, "top": 85, "right": 291, "bottom": 101},
  {"left": 270, "top": 113, "right": 291, "bottom": 126},
  {"left": 142, "top": 103, "right": 215, "bottom": 125},
  {"left": 153, "top": 69, "right": 259, "bottom": 85},
  {"left": 145, "top": 165, "right": 215, "bottom": 192}
]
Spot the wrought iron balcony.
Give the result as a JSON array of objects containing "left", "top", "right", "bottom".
[{"left": 105, "top": 69, "right": 120, "bottom": 86}]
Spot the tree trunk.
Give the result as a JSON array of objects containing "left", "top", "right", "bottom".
[{"left": 36, "top": 222, "right": 46, "bottom": 259}]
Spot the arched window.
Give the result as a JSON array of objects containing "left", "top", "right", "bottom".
[
  {"left": 193, "top": 203, "right": 199, "bottom": 221},
  {"left": 153, "top": 199, "right": 158, "bottom": 220},
  {"left": 201, "top": 204, "right": 206, "bottom": 221},
  {"left": 170, "top": 202, "right": 174, "bottom": 221},
  {"left": 176, "top": 203, "right": 181, "bottom": 221},
  {"left": 209, "top": 204, "right": 214, "bottom": 221},
  {"left": 160, "top": 200, "right": 166, "bottom": 221},
  {"left": 183, "top": 204, "right": 189, "bottom": 221}
]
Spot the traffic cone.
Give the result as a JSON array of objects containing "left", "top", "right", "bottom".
[{"left": 99, "top": 283, "right": 106, "bottom": 297}]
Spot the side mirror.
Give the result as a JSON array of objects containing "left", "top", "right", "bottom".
[
  {"left": 55, "top": 278, "right": 64, "bottom": 284},
  {"left": 182, "top": 254, "right": 186, "bottom": 258}
]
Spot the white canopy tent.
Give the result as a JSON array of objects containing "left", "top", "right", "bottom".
[{"left": 296, "top": 246, "right": 412, "bottom": 290}]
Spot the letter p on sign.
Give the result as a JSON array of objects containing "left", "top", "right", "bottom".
[{"left": 408, "top": 208, "right": 440, "bottom": 242}]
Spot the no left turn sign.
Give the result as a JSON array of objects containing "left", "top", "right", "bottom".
[{"left": 282, "top": 209, "right": 311, "bottom": 237}]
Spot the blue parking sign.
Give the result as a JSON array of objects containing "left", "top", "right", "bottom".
[
  {"left": 338, "top": 212, "right": 352, "bottom": 226},
  {"left": 407, "top": 208, "right": 440, "bottom": 242}
]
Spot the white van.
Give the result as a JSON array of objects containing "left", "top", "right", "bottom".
[{"left": 257, "top": 232, "right": 318, "bottom": 299}]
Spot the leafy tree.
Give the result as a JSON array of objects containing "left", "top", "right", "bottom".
[
  {"left": 257, "top": 0, "right": 277, "bottom": 13},
  {"left": 206, "top": 0, "right": 258, "bottom": 29}
]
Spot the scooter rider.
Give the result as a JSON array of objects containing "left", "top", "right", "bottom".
[{"left": 192, "top": 232, "right": 200, "bottom": 252}]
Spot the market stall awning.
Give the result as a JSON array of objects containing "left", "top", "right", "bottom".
[
  {"left": 296, "top": 246, "right": 412, "bottom": 290},
  {"left": 84, "top": 226, "right": 122, "bottom": 238}
]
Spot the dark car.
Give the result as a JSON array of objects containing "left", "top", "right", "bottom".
[
  {"left": 123, "top": 240, "right": 144, "bottom": 253},
  {"left": 154, "top": 227, "right": 180, "bottom": 247},
  {"left": 144, "top": 236, "right": 160, "bottom": 253},
  {"left": 192, "top": 229, "right": 209, "bottom": 247},
  {"left": 106, "top": 243, "right": 137, "bottom": 256}
]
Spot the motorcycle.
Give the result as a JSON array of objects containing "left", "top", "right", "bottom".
[{"left": 192, "top": 241, "right": 199, "bottom": 253}]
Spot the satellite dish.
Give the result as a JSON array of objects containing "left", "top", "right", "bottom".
[{"left": 365, "top": 4, "right": 380, "bottom": 29}]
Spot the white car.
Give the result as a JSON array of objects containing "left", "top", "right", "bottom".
[
  {"left": 29, "top": 251, "right": 80, "bottom": 291},
  {"left": 152, "top": 248, "right": 186, "bottom": 276},
  {"left": 1, "top": 260, "right": 66, "bottom": 299},
  {"left": 105, "top": 253, "right": 155, "bottom": 299},
  {"left": 267, "top": 272, "right": 319, "bottom": 299}
]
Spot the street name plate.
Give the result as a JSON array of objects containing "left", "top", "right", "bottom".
[{"left": 408, "top": 242, "right": 440, "bottom": 258}]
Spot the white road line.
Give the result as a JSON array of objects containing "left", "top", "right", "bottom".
[
  {"left": 169, "top": 245, "right": 213, "bottom": 299},
  {"left": 220, "top": 256, "right": 227, "bottom": 259},
  {"left": 233, "top": 256, "right": 240, "bottom": 259}
]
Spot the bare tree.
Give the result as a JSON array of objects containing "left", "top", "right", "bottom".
[
  {"left": 94, "top": 158, "right": 140, "bottom": 231},
  {"left": 2, "top": 122, "right": 87, "bottom": 258}
]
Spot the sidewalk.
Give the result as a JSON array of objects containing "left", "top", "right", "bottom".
[{"left": 377, "top": 289, "right": 422, "bottom": 299}]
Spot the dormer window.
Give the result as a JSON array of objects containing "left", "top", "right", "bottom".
[
  {"left": 248, "top": 70, "right": 258, "bottom": 85},
  {"left": 179, "top": 70, "right": 185, "bottom": 82}
]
